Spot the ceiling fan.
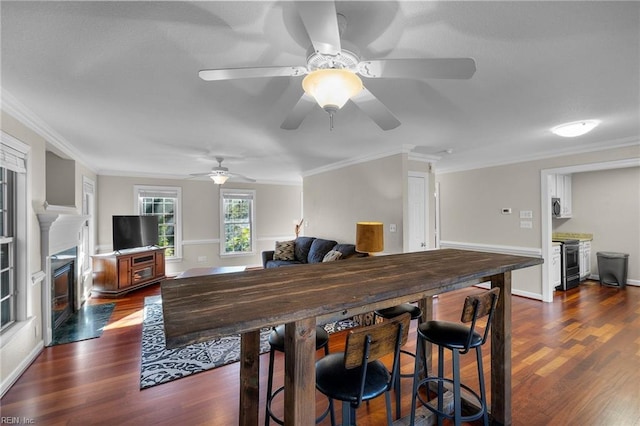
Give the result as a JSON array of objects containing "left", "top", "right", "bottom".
[
  {"left": 190, "top": 157, "right": 256, "bottom": 184},
  {"left": 198, "top": 1, "right": 476, "bottom": 131}
]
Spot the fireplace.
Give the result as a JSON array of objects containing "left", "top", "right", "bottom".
[
  {"left": 38, "top": 208, "right": 89, "bottom": 345},
  {"left": 51, "top": 248, "right": 77, "bottom": 329}
]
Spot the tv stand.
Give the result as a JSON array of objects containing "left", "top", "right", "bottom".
[{"left": 92, "top": 247, "right": 166, "bottom": 297}]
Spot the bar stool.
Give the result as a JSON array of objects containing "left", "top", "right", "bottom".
[
  {"left": 374, "top": 303, "right": 423, "bottom": 419},
  {"left": 410, "top": 288, "right": 500, "bottom": 426},
  {"left": 265, "top": 325, "right": 334, "bottom": 426}
]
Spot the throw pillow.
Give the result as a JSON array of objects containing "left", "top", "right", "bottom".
[
  {"left": 273, "top": 240, "right": 295, "bottom": 261},
  {"left": 322, "top": 250, "right": 343, "bottom": 262}
]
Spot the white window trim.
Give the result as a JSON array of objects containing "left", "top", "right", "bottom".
[
  {"left": 133, "top": 185, "right": 182, "bottom": 260},
  {"left": 0, "top": 131, "right": 31, "bottom": 335},
  {"left": 220, "top": 188, "right": 256, "bottom": 257}
]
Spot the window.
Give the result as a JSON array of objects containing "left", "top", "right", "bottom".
[
  {"left": 1, "top": 131, "right": 28, "bottom": 335},
  {"left": 0, "top": 168, "right": 16, "bottom": 331},
  {"left": 134, "top": 186, "right": 182, "bottom": 260},
  {"left": 220, "top": 189, "right": 255, "bottom": 255}
]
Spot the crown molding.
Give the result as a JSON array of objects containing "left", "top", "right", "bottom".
[
  {"left": 435, "top": 137, "right": 640, "bottom": 175},
  {"left": 97, "top": 168, "right": 302, "bottom": 186},
  {"left": 302, "top": 144, "right": 430, "bottom": 177},
  {"left": 1, "top": 88, "right": 97, "bottom": 173}
]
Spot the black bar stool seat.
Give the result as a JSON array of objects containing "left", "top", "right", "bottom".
[{"left": 410, "top": 288, "right": 500, "bottom": 426}]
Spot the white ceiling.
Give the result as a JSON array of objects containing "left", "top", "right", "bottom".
[{"left": 2, "top": 1, "right": 639, "bottom": 183}]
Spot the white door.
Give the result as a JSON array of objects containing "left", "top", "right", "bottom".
[{"left": 408, "top": 173, "right": 428, "bottom": 252}]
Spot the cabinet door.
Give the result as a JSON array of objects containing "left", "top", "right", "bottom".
[
  {"left": 155, "top": 250, "right": 165, "bottom": 277},
  {"left": 552, "top": 247, "right": 562, "bottom": 288},
  {"left": 118, "top": 257, "right": 131, "bottom": 288},
  {"left": 584, "top": 243, "right": 591, "bottom": 277},
  {"left": 548, "top": 175, "right": 557, "bottom": 198},
  {"left": 562, "top": 175, "right": 572, "bottom": 216},
  {"left": 578, "top": 242, "right": 586, "bottom": 279}
]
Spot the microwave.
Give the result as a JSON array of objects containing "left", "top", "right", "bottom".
[{"left": 552, "top": 197, "right": 562, "bottom": 218}]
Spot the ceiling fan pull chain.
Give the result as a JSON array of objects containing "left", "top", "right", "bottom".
[{"left": 329, "top": 111, "right": 334, "bottom": 131}]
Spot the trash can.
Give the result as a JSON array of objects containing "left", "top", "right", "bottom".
[{"left": 596, "top": 252, "right": 629, "bottom": 288}]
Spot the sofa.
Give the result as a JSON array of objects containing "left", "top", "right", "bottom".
[{"left": 262, "top": 236, "right": 364, "bottom": 268}]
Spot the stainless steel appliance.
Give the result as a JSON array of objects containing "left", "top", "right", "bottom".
[
  {"left": 553, "top": 239, "right": 580, "bottom": 290},
  {"left": 552, "top": 198, "right": 562, "bottom": 218}
]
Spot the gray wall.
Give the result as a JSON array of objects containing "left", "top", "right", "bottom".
[
  {"left": 437, "top": 144, "right": 640, "bottom": 297},
  {"left": 97, "top": 176, "right": 302, "bottom": 273},
  {"left": 303, "top": 153, "right": 436, "bottom": 254},
  {"left": 1, "top": 110, "right": 98, "bottom": 396},
  {"left": 553, "top": 167, "right": 639, "bottom": 280}
]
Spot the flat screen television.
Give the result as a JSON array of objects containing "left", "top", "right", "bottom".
[{"left": 112, "top": 215, "right": 159, "bottom": 252}]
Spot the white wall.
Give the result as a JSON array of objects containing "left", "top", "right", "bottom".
[
  {"left": 437, "top": 144, "right": 640, "bottom": 298},
  {"left": 97, "top": 176, "right": 302, "bottom": 273}
]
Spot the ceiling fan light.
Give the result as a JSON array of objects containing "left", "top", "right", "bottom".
[
  {"left": 551, "top": 120, "right": 600, "bottom": 137},
  {"left": 211, "top": 174, "right": 229, "bottom": 185},
  {"left": 302, "top": 69, "right": 363, "bottom": 110}
]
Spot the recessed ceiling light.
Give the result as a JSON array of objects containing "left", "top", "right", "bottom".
[{"left": 551, "top": 120, "right": 600, "bottom": 137}]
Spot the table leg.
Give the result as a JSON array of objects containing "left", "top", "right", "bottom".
[
  {"left": 491, "top": 271, "right": 512, "bottom": 426},
  {"left": 284, "top": 318, "right": 317, "bottom": 426},
  {"left": 418, "top": 296, "right": 434, "bottom": 375},
  {"left": 239, "top": 330, "right": 260, "bottom": 426}
]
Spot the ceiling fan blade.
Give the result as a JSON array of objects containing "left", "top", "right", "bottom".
[
  {"left": 189, "top": 172, "right": 214, "bottom": 177},
  {"left": 281, "top": 93, "right": 317, "bottom": 130},
  {"left": 296, "top": 1, "right": 341, "bottom": 55},
  {"left": 350, "top": 87, "right": 401, "bottom": 131},
  {"left": 228, "top": 172, "right": 257, "bottom": 183},
  {"left": 199, "top": 66, "right": 307, "bottom": 81},
  {"left": 358, "top": 58, "right": 476, "bottom": 80}
]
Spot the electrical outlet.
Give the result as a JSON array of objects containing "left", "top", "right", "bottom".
[
  {"left": 389, "top": 224, "right": 397, "bottom": 232},
  {"left": 501, "top": 208, "right": 512, "bottom": 215},
  {"left": 197, "top": 256, "right": 207, "bottom": 263}
]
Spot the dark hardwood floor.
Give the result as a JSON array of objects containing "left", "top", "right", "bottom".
[{"left": 2, "top": 280, "right": 639, "bottom": 425}]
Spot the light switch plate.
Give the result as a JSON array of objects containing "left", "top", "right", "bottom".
[
  {"left": 520, "top": 221, "right": 533, "bottom": 229},
  {"left": 520, "top": 210, "right": 533, "bottom": 219}
]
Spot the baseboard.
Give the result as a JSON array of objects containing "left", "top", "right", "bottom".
[
  {"left": 589, "top": 274, "right": 639, "bottom": 287},
  {"left": 440, "top": 241, "right": 542, "bottom": 257},
  {"left": 1, "top": 339, "right": 44, "bottom": 398},
  {"left": 474, "top": 282, "right": 543, "bottom": 301}
]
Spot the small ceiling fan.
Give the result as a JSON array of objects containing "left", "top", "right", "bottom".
[
  {"left": 190, "top": 157, "right": 256, "bottom": 184},
  {"left": 199, "top": 1, "right": 476, "bottom": 131}
]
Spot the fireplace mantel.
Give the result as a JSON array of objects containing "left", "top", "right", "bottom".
[
  {"left": 37, "top": 204, "right": 88, "bottom": 256},
  {"left": 37, "top": 204, "right": 89, "bottom": 345}
]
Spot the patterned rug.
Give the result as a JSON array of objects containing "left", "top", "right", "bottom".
[{"left": 140, "top": 295, "right": 359, "bottom": 389}]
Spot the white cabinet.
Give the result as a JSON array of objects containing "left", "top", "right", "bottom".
[
  {"left": 579, "top": 240, "right": 592, "bottom": 280},
  {"left": 550, "top": 174, "right": 572, "bottom": 218},
  {"left": 552, "top": 244, "right": 562, "bottom": 289}
]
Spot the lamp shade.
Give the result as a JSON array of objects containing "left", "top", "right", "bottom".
[
  {"left": 302, "top": 69, "right": 363, "bottom": 110},
  {"left": 211, "top": 174, "right": 229, "bottom": 185},
  {"left": 356, "top": 222, "right": 384, "bottom": 254}
]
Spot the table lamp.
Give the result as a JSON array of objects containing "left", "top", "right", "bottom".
[{"left": 356, "top": 222, "right": 384, "bottom": 255}]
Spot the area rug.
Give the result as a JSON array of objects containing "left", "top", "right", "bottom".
[
  {"left": 50, "top": 302, "right": 116, "bottom": 346},
  {"left": 140, "top": 295, "right": 359, "bottom": 389}
]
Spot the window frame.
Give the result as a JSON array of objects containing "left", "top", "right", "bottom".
[
  {"left": 133, "top": 185, "right": 182, "bottom": 260},
  {"left": 220, "top": 188, "right": 256, "bottom": 257},
  {"left": 0, "top": 131, "right": 29, "bottom": 336}
]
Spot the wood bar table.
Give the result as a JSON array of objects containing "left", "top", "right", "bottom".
[{"left": 161, "top": 249, "right": 542, "bottom": 426}]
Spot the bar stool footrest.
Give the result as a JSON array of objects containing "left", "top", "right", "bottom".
[
  {"left": 414, "top": 376, "right": 486, "bottom": 423},
  {"left": 266, "top": 385, "right": 332, "bottom": 425}
]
